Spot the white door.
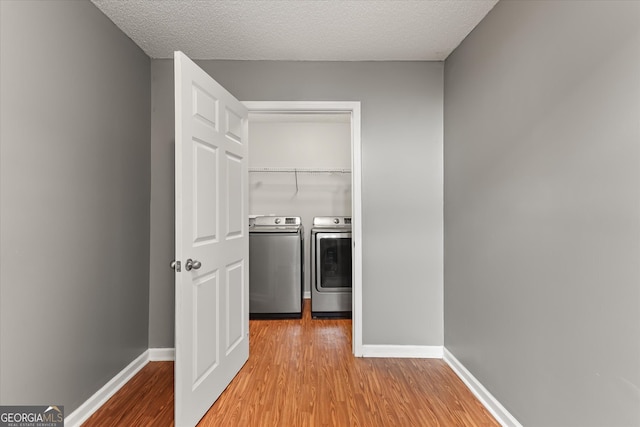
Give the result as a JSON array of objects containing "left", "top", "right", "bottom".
[{"left": 174, "top": 51, "right": 249, "bottom": 427}]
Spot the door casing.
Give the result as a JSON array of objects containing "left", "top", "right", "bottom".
[{"left": 243, "top": 101, "right": 363, "bottom": 356}]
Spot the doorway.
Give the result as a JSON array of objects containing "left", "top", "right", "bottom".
[{"left": 243, "top": 101, "right": 362, "bottom": 355}]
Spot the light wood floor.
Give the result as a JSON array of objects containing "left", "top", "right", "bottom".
[{"left": 83, "top": 301, "right": 499, "bottom": 426}]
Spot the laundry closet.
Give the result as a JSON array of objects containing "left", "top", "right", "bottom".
[{"left": 248, "top": 112, "right": 352, "bottom": 309}]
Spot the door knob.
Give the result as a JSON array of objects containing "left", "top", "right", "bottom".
[
  {"left": 170, "top": 260, "right": 181, "bottom": 272},
  {"left": 185, "top": 258, "right": 201, "bottom": 271}
]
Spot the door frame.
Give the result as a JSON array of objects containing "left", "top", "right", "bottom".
[{"left": 243, "top": 101, "right": 363, "bottom": 356}]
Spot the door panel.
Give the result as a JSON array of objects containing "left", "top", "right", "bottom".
[
  {"left": 225, "top": 107, "right": 243, "bottom": 142},
  {"left": 193, "top": 272, "right": 219, "bottom": 385},
  {"left": 193, "top": 141, "right": 218, "bottom": 243},
  {"left": 226, "top": 261, "right": 245, "bottom": 353},
  {"left": 193, "top": 85, "right": 218, "bottom": 128},
  {"left": 175, "top": 51, "right": 249, "bottom": 427},
  {"left": 226, "top": 153, "right": 243, "bottom": 238}
]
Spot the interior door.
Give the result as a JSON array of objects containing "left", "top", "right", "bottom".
[{"left": 174, "top": 51, "right": 249, "bottom": 427}]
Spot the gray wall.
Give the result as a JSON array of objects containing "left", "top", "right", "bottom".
[
  {"left": 0, "top": 0, "right": 150, "bottom": 413},
  {"left": 150, "top": 60, "right": 443, "bottom": 347},
  {"left": 444, "top": 1, "right": 640, "bottom": 426}
]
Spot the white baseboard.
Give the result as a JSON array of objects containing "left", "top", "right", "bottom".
[
  {"left": 360, "top": 344, "right": 443, "bottom": 358},
  {"left": 443, "top": 348, "right": 522, "bottom": 427},
  {"left": 64, "top": 346, "right": 520, "bottom": 427},
  {"left": 64, "top": 350, "right": 149, "bottom": 427},
  {"left": 149, "top": 347, "right": 175, "bottom": 361},
  {"left": 65, "top": 348, "right": 176, "bottom": 426},
  {"left": 303, "top": 292, "right": 311, "bottom": 299}
]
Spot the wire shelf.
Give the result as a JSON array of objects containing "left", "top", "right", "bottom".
[{"left": 249, "top": 167, "right": 351, "bottom": 192}]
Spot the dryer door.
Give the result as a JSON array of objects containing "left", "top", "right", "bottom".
[{"left": 315, "top": 232, "right": 352, "bottom": 292}]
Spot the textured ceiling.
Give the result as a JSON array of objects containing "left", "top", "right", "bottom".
[{"left": 91, "top": 0, "right": 498, "bottom": 61}]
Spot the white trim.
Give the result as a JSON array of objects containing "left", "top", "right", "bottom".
[
  {"left": 350, "top": 103, "right": 363, "bottom": 357},
  {"left": 244, "top": 101, "right": 358, "bottom": 113},
  {"left": 444, "top": 348, "right": 523, "bottom": 427},
  {"left": 243, "top": 101, "right": 363, "bottom": 357},
  {"left": 149, "top": 347, "right": 175, "bottom": 361},
  {"left": 64, "top": 350, "right": 149, "bottom": 427},
  {"left": 303, "top": 291, "right": 311, "bottom": 300},
  {"left": 360, "top": 345, "right": 443, "bottom": 358}
]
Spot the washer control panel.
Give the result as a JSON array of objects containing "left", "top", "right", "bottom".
[
  {"left": 253, "top": 216, "right": 301, "bottom": 227},
  {"left": 313, "top": 217, "right": 352, "bottom": 227}
]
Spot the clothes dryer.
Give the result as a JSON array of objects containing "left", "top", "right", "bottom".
[{"left": 310, "top": 217, "right": 352, "bottom": 318}]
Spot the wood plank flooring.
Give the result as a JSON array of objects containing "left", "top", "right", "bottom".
[{"left": 83, "top": 301, "right": 499, "bottom": 426}]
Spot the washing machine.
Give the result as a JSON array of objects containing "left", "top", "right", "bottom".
[
  {"left": 310, "top": 216, "right": 352, "bottom": 318},
  {"left": 249, "top": 216, "right": 304, "bottom": 318}
]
